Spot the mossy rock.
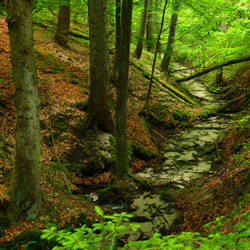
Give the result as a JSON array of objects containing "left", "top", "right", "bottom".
[{"left": 66, "top": 130, "right": 115, "bottom": 177}]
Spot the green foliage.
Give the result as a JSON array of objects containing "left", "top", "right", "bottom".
[
  {"left": 208, "top": 85, "right": 223, "bottom": 94},
  {"left": 235, "top": 114, "right": 250, "bottom": 129},
  {"left": 41, "top": 206, "right": 250, "bottom": 250},
  {"left": 41, "top": 207, "right": 138, "bottom": 250},
  {"left": 43, "top": 162, "right": 71, "bottom": 194}
]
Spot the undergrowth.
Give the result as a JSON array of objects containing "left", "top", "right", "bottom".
[{"left": 40, "top": 206, "right": 250, "bottom": 250}]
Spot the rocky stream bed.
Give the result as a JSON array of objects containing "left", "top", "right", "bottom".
[{"left": 87, "top": 64, "right": 235, "bottom": 242}]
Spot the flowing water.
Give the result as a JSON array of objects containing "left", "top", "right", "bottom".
[{"left": 120, "top": 64, "right": 234, "bottom": 241}]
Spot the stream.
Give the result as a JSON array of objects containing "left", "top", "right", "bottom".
[
  {"left": 86, "top": 64, "right": 234, "bottom": 242},
  {"left": 118, "top": 64, "right": 234, "bottom": 242}
]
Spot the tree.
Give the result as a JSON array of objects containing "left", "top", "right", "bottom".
[
  {"left": 116, "top": 0, "right": 133, "bottom": 179},
  {"left": 6, "top": 0, "right": 41, "bottom": 221},
  {"left": 155, "top": 0, "right": 162, "bottom": 52},
  {"left": 111, "top": 0, "right": 121, "bottom": 81},
  {"left": 55, "top": 0, "right": 71, "bottom": 47},
  {"left": 160, "top": 0, "right": 181, "bottom": 73},
  {"left": 83, "top": 0, "right": 114, "bottom": 133},
  {"left": 146, "top": 0, "right": 154, "bottom": 52},
  {"left": 133, "top": 0, "right": 149, "bottom": 59}
]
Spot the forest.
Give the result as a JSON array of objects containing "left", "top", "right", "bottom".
[{"left": 1, "top": 0, "right": 250, "bottom": 249}]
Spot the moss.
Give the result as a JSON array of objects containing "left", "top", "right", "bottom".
[
  {"left": 132, "top": 142, "right": 158, "bottom": 159},
  {"left": 75, "top": 100, "right": 88, "bottom": 111}
]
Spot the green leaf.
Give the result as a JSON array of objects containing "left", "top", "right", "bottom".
[{"left": 95, "top": 206, "right": 104, "bottom": 216}]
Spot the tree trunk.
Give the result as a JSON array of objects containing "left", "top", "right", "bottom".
[
  {"left": 111, "top": 0, "right": 121, "bottom": 81},
  {"left": 160, "top": 0, "right": 180, "bottom": 72},
  {"left": 155, "top": 0, "right": 162, "bottom": 52},
  {"left": 133, "top": 0, "right": 149, "bottom": 59},
  {"left": 55, "top": 0, "right": 70, "bottom": 47},
  {"left": 116, "top": 0, "right": 133, "bottom": 179},
  {"left": 214, "top": 67, "right": 223, "bottom": 87},
  {"left": 84, "top": 0, "right": 114, "bottom": 133},
  {"left": 146, "top": 0, "right": 154, "bottom": 52},
  {"left": 6, "top": 0, "right": 41, "bottom": 221}
]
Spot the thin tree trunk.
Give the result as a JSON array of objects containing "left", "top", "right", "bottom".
[
  {"left": 6, "top": 0, "right": 41, "bottom": 221},
  {"left": 116, "top": 0, "right": 133, "bottom": 179},
  {"left": 176, "top": 55, "right": 250, "bottom": 83},
  {"left": 146, "top": 0, "right": 154, "bottom": 52},
  {"left": 133, "top": 0, "right": 149, "bottom": 59},
  {"left": 155, "top": 0, "right": 162, "bottom": 52},
  {"left": 145, "top": 0, "right": 168, "bottom": 108},
  {"left": 55, "top": 0, "right": 70, "bottom": 47},
  {"left": 84, "top": 0, "right": 114, "bottom": 133},
  {"left": 160, "top": 0, "right": 180, "bottom": 72},
  {"left": 111, "top": 0, "right": 121, "bottom": 81}
]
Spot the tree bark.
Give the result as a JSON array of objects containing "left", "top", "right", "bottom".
[
  {"left": 160, "top": 0, "right": 180, "bottom": 72},
  {"left": 155, "top": 0, "right": 162, "bottom": 52},
  {"left": 146, "top": 0, "right": 154, "bottom": 52},
  {"left": 176, "top": 56, "right": 250, "bottom": 83},
  {"left": 111, "top": 0, "right": 121, "bottom": 81},
  {"left": 116, "top": 0, "right": 133, "bottom": 179},
  {"left": 55, "top": 0, "right": 70, "bottom": 47},
  {"left": 133, "top": 0, "right": 149, "bottom": 59},
  {"left": 84, "top": 0, "right": 114, "bottom": 133},
  {"left": 6, "top": 0, "right": 41, "bottom": 221}
]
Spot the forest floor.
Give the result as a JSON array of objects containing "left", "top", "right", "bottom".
[{"left": 1, "top": 16, "right": 250, "bottom": 246}]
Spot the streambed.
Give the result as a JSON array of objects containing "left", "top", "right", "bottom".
[{"left": 118, "top": 64, "right": 234, "bottom": 241}]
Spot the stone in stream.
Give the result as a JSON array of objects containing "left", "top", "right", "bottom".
[{"left": 176, "top": 150, "right": 197, "bottom": 162}]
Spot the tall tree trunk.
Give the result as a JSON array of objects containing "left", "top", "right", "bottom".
[
  {"left": 221, "top": 0, "right": 228, "bottom": 33},
  {"left": 84, "top": 0, "right": 114, "bottom": 133},
  {"left": 133, "top": 0, "right": 149, "bottom": 59},
  {"left": 55, "top": 0, "right": 70, "bottom": 47},
  {"left": 214, "top": 0, "right": 228, "bottom": 86},
  {"left": 6, "top": 0, "right": 41, "bottom": 221},
  {"left": 160, "top": 0, "right": 180, "bottom": 72},
  {"left": 146, "top": 0, "right": 154, "bottom": 52},
  {"left": 155, "top": 0, "right": 162, "bottom": 52},
  {"left": 116, "top": 0, "right": 133, "bottom": 179},
  {"left": 111, "top": 0, "right": 121, "bottom": 81}
]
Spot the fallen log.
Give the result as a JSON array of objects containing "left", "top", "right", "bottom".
[
  {"left": 33, "top": 21, "right": 89, "bottom": 40},
  {"left": 130, "top": 60, "right": 198, "bottom": 107},
  {"left": 215, "top": 92, "right": 250, "bottom": 113},
  {"left": 176, "top": 56, "right": 250, "bottom": 83}
]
